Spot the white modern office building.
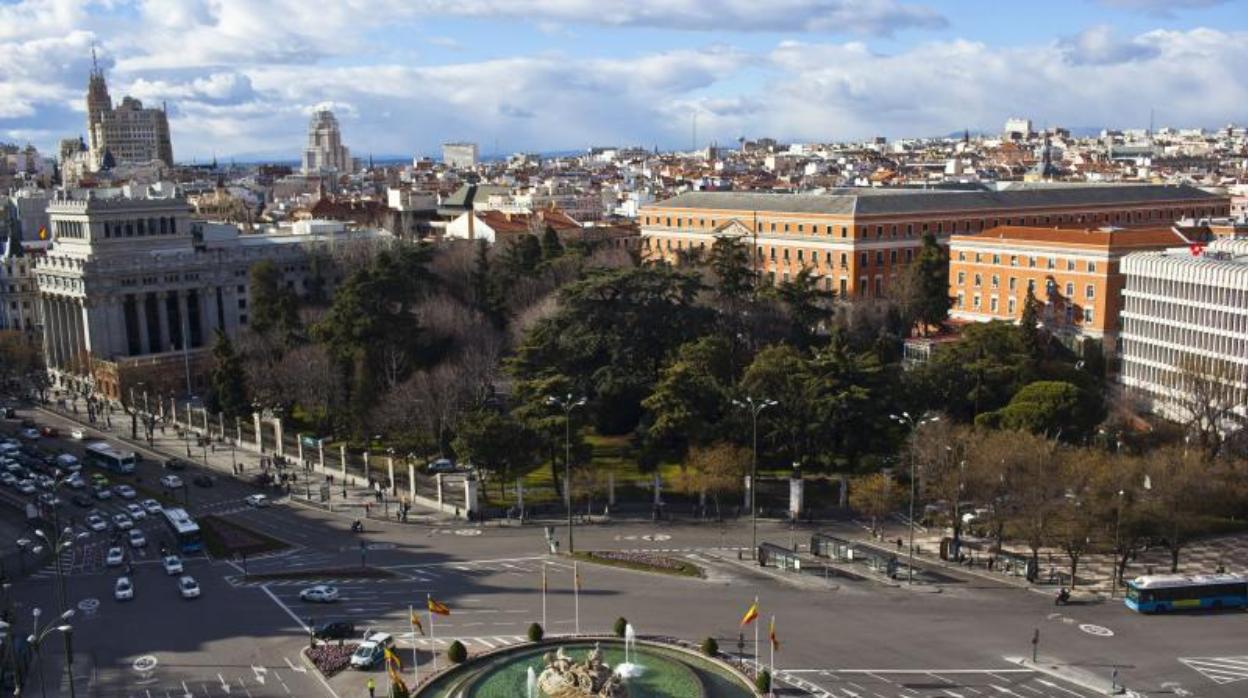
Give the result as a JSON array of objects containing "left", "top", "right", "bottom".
[
  {"left": 1119, "top": 237, "right": 1248, "bottom": 430},
  {"left": 442, "top": 142, "right": 479, "bottom": 169}
]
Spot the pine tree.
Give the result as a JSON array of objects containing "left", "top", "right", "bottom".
[
  {"left": 912, "top": 232, "right": 952, "bottom": 336},
  {"left": 469, "top": 239, "right": 505, "bottom": 327},
  {"left": 1019, "top": 286, "right": 1045, "bottom": 360},
  {"left": 207, "top": 330, "right": 248, "bottom": 419},
  {"left": 540, "top": 225, "right": 564, "bottom": 261}
]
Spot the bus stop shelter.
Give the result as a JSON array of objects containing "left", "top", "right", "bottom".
[
  {"left": 810, "top": 533, "right": 899, "bottom": 577},
  {"left": 758, "top": 543, "right": 802, "bottom": 571}
]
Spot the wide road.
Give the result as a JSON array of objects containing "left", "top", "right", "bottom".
[{"left": 4, "top": 412, "right": 1244, "bottom": 697}]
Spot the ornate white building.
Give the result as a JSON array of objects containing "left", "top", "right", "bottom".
[
  {"left": 35, "top": 185, "right": 385, "bottom": 400},
  {"left": 85, "top": 56, "right": 174, "bottom": 171},
  {"left": 301, "top": 110, "right": 354, "bottom": 175}
]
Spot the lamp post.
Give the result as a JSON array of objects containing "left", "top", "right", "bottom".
[
  {"left": 1112, "top": 489, "right": 1124, "bottom": 598},
  {"left": 547, "top": 394, "right": 586, "bottom": 554},
  {"left": 889, "top": 411, "right": 940, "bottom": 585},
  {"left": 733, "top": 397, "right": 777, "bottom": 559},
  {"left": 26, "top": 606, "right": 74, "bottom": 698},
  {"left": 34, "top": 523, "right": 88, "bottom": 698}
]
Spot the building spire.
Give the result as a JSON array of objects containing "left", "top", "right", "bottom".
[{"left": 91, "top": 41, "right": 100, "bottom": 76}]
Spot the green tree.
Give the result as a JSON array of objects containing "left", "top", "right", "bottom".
[
  {"left": 908, "top": 232, "right": 951, "bottom": 336},
  {"left": 642, "top": 335, "right": 736, "bottom": 453},
  {"left": 452, "top": 409, "right": 538, "bottom": 499},
  {"left": 207, "top": 329, "right": 249, "bottom": 419},
  {"left": 976, "top": 380, "right": 1103, "bottom": 442},
  {"left": 775, "top": 267, "right": 834, "bottom": 347},
  {"left": 469, "top": 239, "right": 506, "bottom": 327},
  {"left": 541, "top": 225, "right": 564, "bottom": 261},
  {"left": 706, "top": 235, "right": 755, "bottom": 305},
  {"left": 911, "top": 321, "right": 1036, "bottom": 421},
  {"left": 248, "top": 260, "right": 302, "bottom": 343},
  {"left": 1019, "top": 286, "right": 1045, "bottom": 360},
  {"left": 500, "top": 233, "right": 543, "bottom": 278},
  {"left": 849, "top": 473, "right": 903, "bottom": 535},
  {"left": 677, "top": 442, "right": 749, "bottom": 519}
]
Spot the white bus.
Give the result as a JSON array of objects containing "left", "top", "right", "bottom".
[
  {"left": 161, "top": 507, "right": 203, "bottom": 554},
  {"left": 84, "top": 442, "right": 136, "bottom": 474}
]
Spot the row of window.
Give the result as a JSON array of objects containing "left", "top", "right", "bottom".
[
  {"left": 102, "top": 216, "right": 180, "bottom": 239},
  {"left": 645, "top": 237, "right": 916, "bottom": 268},
  {"left": 1126, "top": 274, "right": 1248, "bottom": 309},
  {"left": 1122, "top": 319, "right": 1248, "bottom": 370},
  {"left": 957, "top": 250, "right": 1098, "bottom": 273},
  {"left": 956, "top": 272, "right": 1097, "bottom": 300},
  {"left": 1124, "top": 294, "right": 1248, "bottom": 336},
  {"left": 955, "top": 292, "right": 1096, "bottom": 324}
]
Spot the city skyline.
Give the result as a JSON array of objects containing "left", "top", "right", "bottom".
[{"left": 1, "top": 0, "right": 1246, "bottom": 161}]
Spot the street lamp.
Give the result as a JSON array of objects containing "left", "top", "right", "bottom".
[
  {"left": 33, "top": 525, "right": 87, "bottom": 698},
  {"left": 890, "top": 411, "right": 940, "bottom": 585},
  {"left": 733, "top": 396, "right": 777, "bottom": 559},
  {"left": 26, "top": 606, "right": 74, "bottom": 698},
  {"left": 547, "top": 394, "right": 586, "bottom": 554},
  {"left": 1112, "top": 489, "right": 1124, "bottom": 598}
]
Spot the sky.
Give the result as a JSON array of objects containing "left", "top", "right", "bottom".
[{"left": 1, "top": 0, "right": 1246, "bottom": 162}]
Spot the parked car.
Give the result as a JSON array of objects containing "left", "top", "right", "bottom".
[
  {"left": 125, "top": 503, "right": 146, "bottom": 520},
  {"left": 36, "top": 492, "right": 60, "bottom": 508},
  {"left": 90, "top": 473, "right": 109, "bottom": 487},
  {"left": 128, "top": 530, "right": 147, "bottom": 548},
  {"left": 178, "top": 575, "right": 200, "bottom": 599},
  {"left": 106, "top": 547, "right": 124, "bottom": 566},
  {"left": 18, "top": 429, "right": 39, "bottom": 441},
  {"left": 70, "top": 493, "right": 93, "bottom": 508},
  {"left": 299, "top": 585, "right": 339, "bottom": 603},
  {"left": 350, "top": 632, "right": 394, "bottom": 669},
  {"left": 92, "top": 486, "right": 112, "bottom": 501},
  {"left": 191, "top": 474, "right": 214, "bottom": 488},
  {"left": 313, "top": 620, "right": 357, "bottom": 640},
  {"left": 426, "top": 458, "right": 456, "bottom": 474},
  {"left": 163, "top": 555, "right": 183, "bottom": 575},
  {"left": 64, "top": 474, "right": 86, "bottom": 490},
  {"left": 140, "top": 498, "right": 162, "bottom": 515},
  {"left": 86, "top": 514, "right": 107, "bottom": 532},
  {"left": 114, "top": 576, "right": 133, "bottom": 601},
  {"left": 113, "top": 484, "right": 137, "bottom": 500},
  {"left": 16, "top": 480, "right": 35, "bottom": 495},
  {"left": 162, "top": 459, "right": 188, "bottom": 471},
  {"left": 111, "top": 513, "right": 133, "bottom": 530},
  {"left": 245, "top": 494, "right": 269, "bottom": 508},
  {"left": 159, "top": 475, "right": 183, "bottom": 489}
]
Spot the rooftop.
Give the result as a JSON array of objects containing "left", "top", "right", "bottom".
[{"left": 952, "top": 225, "right": 1191, "bottom": 250}]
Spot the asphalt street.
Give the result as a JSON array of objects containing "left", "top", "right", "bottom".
[{"left": 4, "top": 410, "right": 1248, "bottom": 698}]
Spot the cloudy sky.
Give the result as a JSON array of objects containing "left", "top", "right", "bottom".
[{"left": 1, "top": 0, "right": 1246, "bottom": 161}]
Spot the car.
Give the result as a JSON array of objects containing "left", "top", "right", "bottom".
[
  {"left": 0, "top": 473, "right": 14, "bottom": 488},
  {"left": 70, "top": 493, "right": 93, "bottom": 508},
  {"left": 55, "top": 454, "right": 80, "bottom": 472},
  {"left": 39, "top": 426, "right": 58, "bottom": 438},
  {"left": 18, "top": 428, "right": 39, "bottom": 440},
  {"left": 114, "top": 576, "right": 133, "bottom": 601},
  {"left": 64, "top": 474, "right": 86, "bottom": 489},
  {"left": 251, "top": 472, "right": 274, "bottom": 486},
  {"left": 86, "top": 514, "right": 107, "bottom": 532},
  {"left": 69, "top": 428, "right": 85, "bottom": 441},
  {"left": 128, "top": 529, "right": 147, "bottom": 548},
  {"left": 178, "top": 575, "right": 200, "bottom": 599},
  {"left": 91, "top": 473, "right": 109, "bottom": 486},
  {"left": 92, "top": 486, "right": 112, "bottom": 501},
  {"left": 35, "top": 474, "right": 54, "bottom": 490},
  {"left": 159, "top": 475, "right": 183, "bottom": 489},
  {"left": 349, "top": 632, "right": 394, "bottom": 669},
  {"left": 106, "top": 547, "right": 124, "bottom": 566},
  {"left": 245, "top": 494, "right": 269, "bottom": 508},
  {"left": 111, "top": 513, "right": 133, "bottom": 530},
  {"left": 192, "top": 474, "right": 215, "bottom": 488},
  {"left": 299, "top": 585, "right": 339, "bottom": 603},
  {"left": 140, "top": 498, "right": 162, "bottom": 515},
  {"left": 113, "top": 484, "right": 137, "bottom": 500},
  {"left": 36, "top": 492, "right": 60, "bottom": 508},
  {"left": 16, "top": 480, "right": 36, "bottom": 495},
  {"left": 312, "top": 620, "right": 357, "bottom": 640},
  {"left": 162, "top": 459, "right": 188, "bottom": 471},
  {"left": 426, "top": 458, "right": 457, "bottom": 474},
  {"left": 125, "top": 503, "right": 146, "bottom": 520},
  {"left": 163, "top": 555, "right": 183, "bottom": 575}
]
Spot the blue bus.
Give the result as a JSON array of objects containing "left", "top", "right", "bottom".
[
  {"left": 161, "top": 507, "right": 203, "bottom": 554},
  {"left": 1125, "top": 574, "right": 1248, "bottom": 613},
  {"left": 84, "top": 442, "right": 136, "bottom": 474}
]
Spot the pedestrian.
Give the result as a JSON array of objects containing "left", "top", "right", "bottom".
[
  {"left": 896, "top": 538, "right": 903, "bottom": 552},
  {"left": 988, "top": 556, "right": 995, "bottom": 571},
  {"left": 366, "top": 677, "right": 375, "bottom": 697}
]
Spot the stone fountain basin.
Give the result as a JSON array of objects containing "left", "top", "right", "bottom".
[{"left": 415, "top": 637, "right": 757, "bottom": 698}]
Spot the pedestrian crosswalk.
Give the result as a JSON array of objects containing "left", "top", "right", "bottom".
[{"left": 1179, "top": 656, "right": 1248, "bottom": 685}]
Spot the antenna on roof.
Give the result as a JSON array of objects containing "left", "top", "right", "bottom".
[{"left": 91, "top": 42, "right": 99, "bottom": 73}]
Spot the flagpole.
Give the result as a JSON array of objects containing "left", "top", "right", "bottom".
[
  {"left": 542, "top": 562, "right": 548, "bottom": 632},
  {"left": 574, "top": 561, "right": 581, "bottom": 635},
  {"left": 753, "top": 596, "right": 759, "bottom": 676},
  {"left": 769, "top": 615, "right": 775, "bottom": 695},
  {"left": 428, "top": 593, "right": 438, "bottom": 672},
  {"left": 409, "top": 604, "right": 420, "bottom": 685}
]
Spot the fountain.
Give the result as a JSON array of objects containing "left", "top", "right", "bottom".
[
  {"left": 527, "top": 666, "right": 538, "bottom": 698},
  {"left": 614, "top": 623, "right": 645, "bottom": 680}
]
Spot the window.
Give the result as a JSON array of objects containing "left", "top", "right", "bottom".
[
  {"left": 1083, "top": 308, "right": 1094, "bottom": 323},
  {"left": 875, "top": 251, "right": 884, "bottom": 265},
  {"left": 1086, "top": 284, "right": 1095, "bottom": 299},
  {"left": 973, "top": 295, "right": 981, "bottom": 309},
  {"left": 991, "top": 274, "right": 999, "bottom": 289},
  {"left": 992, "top": 254, "right": 1000, "bottom": 265},
  {"left": 956, "top": 292, "right": 965, "bottom": 308},
  {"left": 840, "top": 253, "right": 847, "bottom": 267},
  {"left": 1067, "top": 259, "right": 1075, "bottom": 271},
  {"left": 1008, "top": 298, "right": 1016, "bottom": 314},
  {"left": 990, "top": 297, "right": 999, "bottom": 313},
  {"left": 796, "top": 250, "right": 803, "bottom": 262},
  {"left": 973, "top": 274, "right": 982, "bottom": 287},
  {"left": 860, "top": 252, "right": 869, "bottom": 266},
  {"left": 957, "top": 272, "right": 966, "bottom": 285},
  {"left": 1008, "top": 277, "right": 1016, "bottom": 291},
  {"left": 1088, "top": 261, "right": 1097, "bottom": 273},
  {"left": 1065, "top": 282, "right": 1074, "bottom": 297},
  {"left": 905, "top": 249, "right": 913, "bottom": 262}
]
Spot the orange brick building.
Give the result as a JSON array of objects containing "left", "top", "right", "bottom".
[
  {"left": 639, "top": 185, "right": 1228, "bottom": 298},
  {"left": 947, "top": 226, "right": 1197, "bottom": 351}
]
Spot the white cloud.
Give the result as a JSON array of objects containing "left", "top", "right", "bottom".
[
  {"left": 1098, "top": 0, "right": 1228, "bottom": 15},
  {"left": 1058, "top": 25, "right": 1161, "bottom": 64}
]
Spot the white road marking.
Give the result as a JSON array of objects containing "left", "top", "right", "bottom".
[
  {"left": 1179, "top": 656, "right": 1248, "bottom": 685},
  {"left": 260, "top": 585, "right": 311, "bottom": 633},
  {"left": 283, "top": 657, "right": 307, "bottom": 673},
  {"left": 1035, "top": 679, "right": 1087, "bottom": 698}
]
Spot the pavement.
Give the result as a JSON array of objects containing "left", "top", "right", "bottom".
[{"left": 3, "top": 404, "right": 1248, "bottom": 698}]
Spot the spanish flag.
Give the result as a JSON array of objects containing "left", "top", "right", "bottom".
[
  {"left": 740, "top": 598, "right": 759, "bottom": 627},
  {"left": 37, "top": 226, "right": 47, "bottom": 241},
  {"left": 383, "top": 646, "right": 402, "bottom": 672},
  {"left": 769, "top": 616, "right": 779, "bottom": 651},
  {"left": 428, "top": 597, "right": 451, "bottom": 616},
  {"left": 410, "top": 609, "right": 424, "bottom": 635}
]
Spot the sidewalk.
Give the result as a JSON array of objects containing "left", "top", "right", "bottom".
[{"left": 38, "top": 396, "right": 455, "bottom": 526}]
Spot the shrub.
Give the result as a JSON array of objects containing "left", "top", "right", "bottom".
[
  {"left": 305, "top": 643, "right": 357, "bottom": 676},
  {"left": 701, "top": 637, "right": 718, "bottom": 657},
  {"left": 447, "top": 640, "right": 467, "bottom": 664},
  {"left": 528, "top": 623, "right": 544, "bottom": 642},
  {"left": 389, "top": 684, "right": 410, "bottom": 698},
  {"left": 756, "top": 668, "right": 771, "bottom": 693},
  {"left": 613, "top": 617, "right": 628, "bottom": 638}
]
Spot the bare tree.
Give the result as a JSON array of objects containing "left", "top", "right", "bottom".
[
  {"left": 849, "top": 473, "right": 904, "bottom": 537},
  {"left": 1166, "top": 355, "right": 1248, "bottom": 456},
  {"left": 675, "top": 442, "right": 750, "bottom": 520}
]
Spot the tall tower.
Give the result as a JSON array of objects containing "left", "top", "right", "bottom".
[{"left": 85, "top": 46, "right": 111, "bottom": 161}]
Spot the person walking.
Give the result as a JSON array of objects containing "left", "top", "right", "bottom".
[{"left": 366, "top": 677, "right": 375, "bottom": 697}]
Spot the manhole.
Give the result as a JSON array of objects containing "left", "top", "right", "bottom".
[{"left": 132, "top": 655, "right": 158, "bottom": 672}]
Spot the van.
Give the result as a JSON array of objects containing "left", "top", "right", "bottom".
[{"left": 349, "top": 632, "right": 394, "bottom": 668}]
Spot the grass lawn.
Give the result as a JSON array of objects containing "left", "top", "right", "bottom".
[{"left": 199, "top": 514, "right": 290, "bottom": 558}]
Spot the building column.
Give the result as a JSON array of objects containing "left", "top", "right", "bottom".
[
  {"left": 176, "top": 291, "right": 191, "bottom": 350},
  {"left": 135, "top": 294, "right": 150, "bottom": 355},
  {"left": 39, "top": 297, "right": 57, "bottom": 369},
  {"left": 52, "top": 298, "right": 70, "bottom": 371},
  {"left": 203, "top": 285, "right": 220, "bottom": 340},
  {"left": 156, "top": 291, "right": 171, "bottom": 352},
  {"left": 108, "top": 298, "right": 128, "bottom": 358}
]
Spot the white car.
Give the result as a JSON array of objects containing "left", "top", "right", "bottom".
[
  {"left": 245, "top": 494, "right": 269, "bottom": 508},
  {"left": 113, "top": 484, "right": 137, "bottom": 500},
  {"left": 140, "top": 498, "right": 162, "bottom": 515},
  {"left": 64, "top": 474, "right": 86, "bottom": 489},
  {"left": 70, "top": 429, "right": 85, "bottom": 440},
  {"left": 299, "top": 585, "right": 339, "bottom": 603},
  {"left": 178, "top": 575, "right": 200, "bottom": 599},
  {"left": 163, "top": 555, "right": 183, "bottom": 575},
  {"left": 18, "top": 428, "right": 39, "bottom": 440},
  {"left": 125, "top": 503, "right": 147, "bottom": 520},
  {"left": 128, "top": 529, "right": 147, "bottom": 548},
  {"left": 106, "top": 546, "right": 124, "bottom": 566},
  {"left": 350, "top": 632, "right": 394, "bottom": 669},
  {"left": 16, "top": 480, "right": 35, "bottom": 495},
  {"left": 111, "top": 513, "right": 133, "bottom": 530},
  {"left": 114, "top": 576, "right": 134, "bottom": 601},
  {"left": 159, "top": 475, "right": 183, "bottom": 489},
  {"left": 86, "top": 514, "right": 107, "bottom": 532}
]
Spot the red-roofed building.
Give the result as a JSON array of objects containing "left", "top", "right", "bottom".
[
  {"left": 947, "top": 225, "right": 1206, "bottom": 352},
  {"left": 444, "top": 208, "right": 583, "bottom": 243}
]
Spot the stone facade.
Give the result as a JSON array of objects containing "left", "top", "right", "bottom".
[
  {"left": 301, "top": 110, "right": 353, "bottom": 175},
  {"left": 85, "top": 62, "right": 174, "bottom": 171}
]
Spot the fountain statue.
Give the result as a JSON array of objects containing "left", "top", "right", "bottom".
[{"left": 537, "top": 645, "right": 630, "bottom": 697}]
